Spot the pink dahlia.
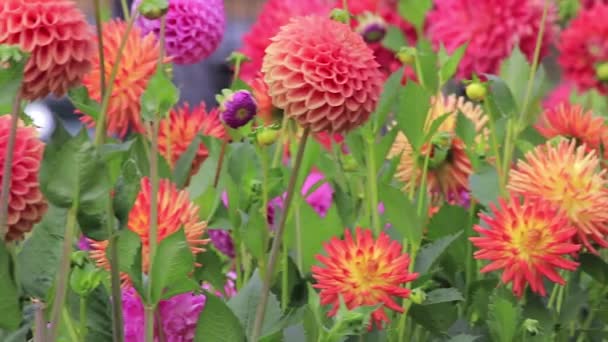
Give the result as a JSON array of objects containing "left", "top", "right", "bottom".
[
  {"left": 0, "top": 116, "right": 47, "bottom": 241},
  {"left": 543, "top": 81, "right": 574, "bottom": 110},
  {"left": 427, "top": 0, "right": 558, "bottom": 79},
  {"left": 133, "top": 0, "right": 225, "bottom": 65},
  {"left": 262, "top": 15, "right": 384, "bottom": 133},
  {"left": 239, "top": 0, "right": 333, "bottom": 82},
  {"left": 559, "top": 4, "right": 608, "bottom": 94},
  {"left": 0, "top": 0, "right": 95, "bottom": 100}
]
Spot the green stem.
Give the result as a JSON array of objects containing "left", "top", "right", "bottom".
[
  {"left": 464, "top": 202, "right": 477, "bottom": 289},
  {"left": 341, "top": 0, "right": 351, "bottom": 26},
  {"left": 47, "top": 205, "right": 78, "bottom": 342},
  {"left": 366, "top": 137, "right": 381, "bottom": 234},
  {"left": 414, "top": 54, "right": 425, "bottom": 89},
  {"left": 212, "top": 139, "right": 227, "bottom": 188},
  {"left": 295, "top": 206, "right": 302, "bottom": 270},
  {"left": 120, "top": 0, "right": 130, "bottom": 21},
  {"left": 33, "top": 301, "right": 46, "bottom": 342},
  {"left": 251, "top": 128, "right": 311, "bottom": 341},
  {"left": 271, "top": 114, "right": 290, "bottom": 168},
  {"left": 281, "top": 242, "right": 289, "bottom": 311},
  {"left": 79, "top": 297, "right": 87, "bottom": 341},
  {"left": 62, "top": 307, "right": 80, "bottom": 342},
  {"left": 144, "top": 305, "right": 156, "bottom": 342},
  {"left": 556, "top": 282, "right": 566, "bottom": 314},
  {"left": 483, "top": 101, "right": 506, "bottom": 196},
  {"left": 501, "top": 120, "right": 514, "bottom": 188},
  {"left": 416, "top": 149, "right": 431, "bottom": 215},
  {"left": 396, "top": 245, "right": 419, "bottom": 342},
  {"left": 576, "top": 309, "right": 595, "bottom": 342},
  {"left": 0, "top": 91, "right": 21, "bottom": 240},
  {"left": 145, "top": 118, "right": 160, "bottom": 342},
  {"left": 547, "top": 283, "right": 559, "bottom": 310}
]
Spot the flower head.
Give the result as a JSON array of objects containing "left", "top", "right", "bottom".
[
  {"left": 157, "top": 103, "right": 226, "bottom": 176},
  {"left": 218, "top": 89, "right": 257, "bottom": 129},
  {"left": 470, "top": 195, "right": 580, "bottom": 297},
  {"left": 543, "top": 81, "right": 574, "bottom": 110},
  {"left": 0, "top": 116, "right": 46, "bottom": 241},
  {"left": 535, "top": 104, "right": 608, "bottom": 157},
  {"left": 133, "top": 0, "right": 225, "bottom": 64},
  {"left": 262, "top": 15, "right": 383, "bottom": 133},
  {"left": 388, "top": 95, "right": 487, "bottom": 201},
  {"left": 207, "top": 229, "right": 235, "bottom": 258},
  {"left": 81, "top": 20, "right": 160, "bottom": 138},
  {"left": 239, "top": 0, "right": 333, "bottom": 81},
  {"left": 89, "top": 178, "right": 207, "bottom": 281},
  {"left": 249, "top": 74, "right": 279, "bottom": 125},
  {"left": 0, "top": 0, "right": 95, "bottom": 100},
  {"left": 312, "top": 228, "right": 418, "bottom": 330},
  {"left": 356, "top": 12, "right": 387, "bottom": 44},
  {"left": 559, "top": 4, "right": 608, "bottom": 94},
  {"left": 427, "top": 0, "right": 558, "bottom": 79},
  {"left": 508, "top": 140, "right": 608, "bottom": 253}
]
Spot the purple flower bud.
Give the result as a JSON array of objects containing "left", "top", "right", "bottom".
[
  {"left": 356, "top": 12, "right": 387, "bottom": 44},
  {"left": 219, "top": 90, "right": 257, "bottom": 129},
  {"left": 208, "top": 229, "right": 235, "bottom": 258}
]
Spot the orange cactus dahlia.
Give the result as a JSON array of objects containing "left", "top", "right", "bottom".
[
  {"left": 312, "top": 228, "right": 418, "bottom": 330},
  {"left": 262, "top": 15, "right": 384, "bottom": 133},
  {"left": 388, "top": 95, "right": 487, "bottom": 201},
  {"left": 0, "top": 116, "right": 47, "bottom": 241},
  {"left": 508, "top": 140, "right": 608, "bottom": 254},
  {"left": 535, "top": 104, "right": 608, "bottom": 158},
  {"left": 81, "top": 20, "right": 160, "bottom": 138},
  {"left": 0, "top": 0, "right": 95, "bottom": 100},
  {"left": 89, "top": 178, "right": 207, "bottom": 281},
  {"left": 471, "top": 196, "right": 580, "bottom": 297},
  {"left": 157, "top": 103, "right": 226, "bottom": 175}
]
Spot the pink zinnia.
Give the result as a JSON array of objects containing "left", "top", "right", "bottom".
[
  {"left": 427, "top": 0, "right": 558, "bottom": 79},
  {"left": 559, "top": 4, "right": 608, "bottom": 94}
]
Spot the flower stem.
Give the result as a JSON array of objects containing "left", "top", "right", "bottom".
[
  {"left": 212, "top": 139, "right": 228, "bottom": 188},
  {"left": 79, "top": 296, "right": 87, "bottom": 341},
  {"left": 93, "top": 0, "right": 106, "bottom": 94},
  {"left": 47, "top": 205, "right": 78, "bottom": 342},
  {"left": 365, "top": 137, "right": 381, "bottom": 235},
  {"left": 396, "top": 244, "right": 419, "bottom": 342},
  {"left": 120, "top": 0, "right": 130, "bottom": 21},
  {"left": 144, "top": 305, "right": 156, "bottom": 342},
  {"left": 33, "top": 300, "right": 46, "bottom": 342},
  {"left": 271, "top": 114, "right": 290, "bottom": 168},
  {"left": 281, "top": 242, "right": 288, "bottom": 311},
  {"left": 483, "top": 101, "right": 506, "bottom": 196},
  {"left": 464, "top": 201, "right": 477, "bottom": 288},
  {"left": 0, "top": 91, "right": 21, "bottom": 240},
  {"left": 145, "top": 118, "right": 160, "bottom": 342},
  {"left": 62, "top": 306, "right": 80, "bottom": 342},
  {"left": 576, "top": 309, "right": 595, "bottom": 342},
  {"left": 251, "top": 128, "right": 311, "bottom": 341}
]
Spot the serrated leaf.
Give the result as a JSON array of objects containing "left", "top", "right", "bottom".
[
  {"left": 378, "top": 183, "right": 422, "bottom": 247},
  {"left": 396, "top": 81, "right": 431, "bottom": 151},
  {"left": 113, "top": 159, "right": 142, "bottom": 227},
  {"left": 195, "top": 294, "right": 246, "bottom": 342},
  {"left": 228, "top": 270, "right": 283, "bottom": 339},
  {"left": 485, "top": 75, "right": 518, "bottom": 119},
  {"left": 423, "top": 288, "right": 464, "bottom": 305},
  {"left": 172, "top": 135, "right": 201, "bottom": 188},
  {"left": 0, "top": 45, "right": 28, "bottom": 113},
  {"left": 194, "top": 248, "right": 227, "bottom": 295},
  {"left": 487, "top": 290, "right": 521, "bottom": 342},
  {"left": 455, "top": 111, "right": 477, "bottom": 148},
  {"left": 113, "top": 229, "right": 143, "bottom": 295},
  {"left": 68, "top": 86, "right": 101, "bottom": 120},
  {"left": 469, "top": 164, "right": 500, "bottom": 207},
  {"left": 150, "top": 229, "right": 197, "bottom": 304},
  {"left": 0, "top": 243, "right": 21, "bottom": 331},
  {"left": 414, "top": 232, "right": 463, "bottom": 274},
  {"left": 83, "top": 285, "right": 113, "bottom": 342},
  {"left": 140, "top": 67, "right": 179, "bottom": 121},
  {"left": 241, "top": 206, "right": 268, "bottom": 262}
]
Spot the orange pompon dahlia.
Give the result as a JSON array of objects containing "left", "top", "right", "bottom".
[
  {"left": 535, "top": 104, "right": 608, "bottom": 157},
  {"left": 471, "top": 196, "right": 580, "bottom": 297},
  {"left": 508, "top": 140, "right": 608, "bottom": 254},
  {"left": 89, "top": 178, "right": 207, "bottom": 281},
  {"left": 262, "top": 15, "right": 384, "bottom": 133},
  {"left": 0, "top": 116, "right": 47, "bottom": 241},
  {"left": 0, "top": 0, "right": 95, "bottom": 100},
  {"left": 388, "top": 94, "right": 487, "bottom": 201},
  {"left": 157, "top": 103, "right": 226, "bottom": 175},
  {"left": 81, "top": 20, "right": 160, "bottom": 138},
  {"left": 312, "top": 228, "right": 418, "bottom": 330}
]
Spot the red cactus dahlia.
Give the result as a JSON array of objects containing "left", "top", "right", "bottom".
[
  {"left": 89, "top": 178, "right": 208, "bottom": 282},
  {"left": 81, "top": 20, "right": 160, "bottom": 138},
  {"left": 508, "top": 140, "right": 608, "bottom": 254},
  {"left": 0, "top": 116, "right": 47, "bottom": 241},
  {"left": 239, "top": 0, "right": 333, "bottom": 82},
  {"left": 559, "top": 4, "right": 608, "bottom": 94},
  {"left": 262, "top": 15, "right": 384, "bottom": 133},
  {"left": 157, "top": 103, "right": 226, "bottom": 176},
  {"left": 312, "top": 228, "right": 418, "bottom": 330},
  {"left": 471, "top": 196, "right": 580, "bottom": 297},
  {"left": 0, "top": 0, "right": 95, "bottom": 100},
  {"left": 427, "top": 0, "right": 558, "bottom": 79}
]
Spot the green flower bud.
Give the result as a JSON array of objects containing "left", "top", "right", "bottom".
[
  {"left": 341, "top": 154, "right": 358, "bottom": 172},
  {"left": 596, "top": 62, "right": 608, "bottom": 82},
  {"left": 70, "top": 251, "right": 88, "bottom": 267},
  {"left": 523, "top": 318, "right": 540, "bottom": 336},
  {"left": 466, "top": 82, "right": 487, "bottom": 102},
  {"left": 138, "top": 0, "right": 169, "bottom": 20},
  {"left": 226, "top": 52, "right": 250, "bottom": 67},
  {"left": 256, "top": 127, "right": 280, "bottom": 146},
  {"left": 396, "top": 46, "right": 416, "bottom": 65},
  {"left": 70, "top": 265, "right": 103, "bottom": 297},
  {"left": 409, "top": 288, "right": 426, "bottom": 304},
  {"left": 330, "top": 9, "right": 351, "bottom": 24}
]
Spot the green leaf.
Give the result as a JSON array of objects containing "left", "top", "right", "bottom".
[
  {"left": 373, "top": 67, "right": 404, "bottom": 133},
  {"left": 172, "top": 135, "right": 201, "bottom": 188},
  {"left": 455, "top": 111, "right": 477, "bottom": 148},
  {"left": 100, "top": 139, "right": 134, "bottom": 185},
  {"left": 381, "top": 26, "right": 406, "bottom": 52},
  {"left": 580, "top": 253, "right": 608, "bottom": 284},
  {"left": 423, "top": 288, "right": 464, "bottom": 305},
  {"left": 414, "top": 232, "right": 463, "bottom": 274},
  {"left": 487, "top": 290, "right": 521, "bottom": 342},
  {"left": 241, "top": 206, "right": 268, "bottom": 262},
  {"left": 409, "top": 302, "right": 457, "bottom": 335},
  {"left": 417, "top": 39, "right": 439, "bottom": 92},
  {"left": 485, "top": 75, "right": 518, "bottom": 119},
  {"left": 440, "top": 43, "right": 468, "bottom": 84},
  {"left": 17, "top": 205, "right": 67, "bottom": 298},
  {"left": 193, "top": 186, "right": 222, "bottom": 222},
  {"left": 0, "top": 45, "right": 28, "bottom": 113},
  {"left": 0, "top": 243, "right": 21, "bottom": 331},
  {"left": 150, "top": 229, "right": 197, "bottom": 304},
  {"left": 0, "top": 303, "right": 35, "bottom": 342},
  {"left": 195, "top": 294, "right": 246, "bottom": 342},
  {"left": 228, "top": 270, "right": 283, "bottom": 340},
  {"left": 140, "top": 67, "right": 179, "bottom": 121},
  {"left": 39, "top": 126, "right": 112, "bottom": 240},
  {"left": 396, "top": 81, "right": 431, "bottom": 151},
  {"left": 113, "top": 229, "right": 143, "bottom": 295},
  {"left": 378, "top": 183, "right": 422, "bottom": 247},
  {"left": 113, "top": 159, "right": 142, "bottom": 227},
  {"left": 83, "top": 285, "right": 113, "bottom": 342},
  {"left": 469, "top": 163, "right": 500, "bottom": 207},
  {"left": 194, "top": 248, "right": 227, "bottom": 295},
  {"left": 397, "top": 0, "right": 431, "bottom": 33},
  {"left": 187, "top": 136, "right": 223, "bottom": 199},
  {"left": 68, "top": 86, "right": 101, "bottom": 120},
  {"left": 448, "top": 335, "right": 480, "bottom": 342}
]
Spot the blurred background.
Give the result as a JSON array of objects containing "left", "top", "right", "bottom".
[{"left": 30, "top": 0, "right": 267, "bottom": 140}]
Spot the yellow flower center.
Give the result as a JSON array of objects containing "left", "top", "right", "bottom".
[
  {"left": 509, "top": 218, "right": 552, "bottom": 262},
  {"left": 344, "top": 250, "right": 388, "bottom": 295}
]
